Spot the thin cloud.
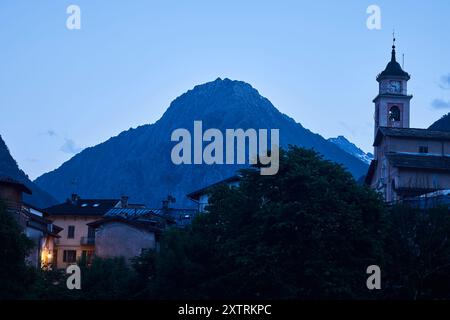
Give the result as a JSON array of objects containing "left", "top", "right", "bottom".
[
  {"left": 46, "top": 130, "right": 57, "bottom": 137},
  {"left": 60, "top": 138, "right": 83, "bottom": 154},
  {"left": 431, "top": 99, "right": 450, "bottom": 110},
  {"left": 439, "top": 74, "right": 450, "bottom": 90}
]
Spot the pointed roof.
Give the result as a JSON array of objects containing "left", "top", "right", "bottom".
[{"left": 377, "top": 40, "right": 410, "bottom": 81}]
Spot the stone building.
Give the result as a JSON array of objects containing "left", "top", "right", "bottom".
[{"left": 88, "top": 207, "right": 175, "bottom": 262}]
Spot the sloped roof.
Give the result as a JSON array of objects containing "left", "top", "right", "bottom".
[
  {"left": 0, "top": 176, "right": 32, "bottom": 195},
  {"left": 386, "top": 153, "right": 450, "bottom": 171},
  {"left": 88, "top": 216, "right": 163, "bottom": 234},
  {"left": 45, "top": 198, "right": 119, "bottom": 216},
  {"left": 374, "top": 127, "right": 450, "bottom": 146},
  {"left": 186, "top": 175, "right": 241, "bottom": 200}
]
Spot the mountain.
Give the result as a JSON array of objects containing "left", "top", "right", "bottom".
[
  {"left": 0, "top": 135, "right": 56, "bottom": 208},
  {"left": 328, "top": 136, "right": 373, "bottom": 165},
  {"left": 429, "top": 112, "right": 450, "bottom": 131},
  {"left": 35, "top": 78, "right": 368, "bottom": 207}
]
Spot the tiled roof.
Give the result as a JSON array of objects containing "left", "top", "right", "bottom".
[
  {"left": 386, "top": 153, "right": 450, "bottom": 171},
  {"left": 88, "top": 216, "right": 164, "bottom": 234},
  {"left": 45, "top": 199, "right": 119, "bottom": 216},
  {"left": 374, "top": 127, "right": 450, "bottom": 146}
]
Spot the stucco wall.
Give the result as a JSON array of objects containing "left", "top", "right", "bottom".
[
  {"left": 389, "top": 137, "right": 450, "bottom": 156},
  {"left": 49, "top": 215, "right": 99, "bottom": 269},
  {"left": 95, "top": 222, "right": 156, "bottom": 262}
]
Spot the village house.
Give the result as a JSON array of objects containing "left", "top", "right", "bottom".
[
  {"left": 365, "top": 40, "right": 450, "bottom": 202},
  {"left": 0, "top": 176, "right": 62, "bottom": 269},
  {"left": 187, "top": 175, "right": 240, "bottom": 213},
  {"left": 88, "top": 207, "right": 174, "bottom": 261},
  {"left": 44, "top": 194, "right": 139, "bottom": 269}
]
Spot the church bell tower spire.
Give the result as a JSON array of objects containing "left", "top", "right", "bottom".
[{"left": 373, "top": 37, "right": 412, "bottom": 140}]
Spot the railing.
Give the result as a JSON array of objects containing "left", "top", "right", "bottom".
[{"left": 80, "top": 237, "right": 95, "bottom": 245}]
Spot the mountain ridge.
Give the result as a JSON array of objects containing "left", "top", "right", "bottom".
[
  {"left": 429, "top": 112, "right": 450, "bottom": 131},
  {"left": 328, "top": 136, "right": 373, "bottom": 164},
  {"left": 0, "top": 135, "right": 56, "bottom": 208},
  {"left": 35, "top": 78, "right": 368, "bottom": 207}
]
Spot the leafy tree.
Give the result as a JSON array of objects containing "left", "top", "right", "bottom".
[
  {"left": 384, "top": 204, "right": 450, "bottom": 299},
  {"left": 78, "top": 257, "right": 135, "bottom": 300},
  {"left": 151, "top": 147, "right": 387, "bottom": 299},
  {"left": 130, "top": 249, "right": 158, "bottom": 298},
  {"left": 0, "top": 200, "right": 35, "bottom": 299}
]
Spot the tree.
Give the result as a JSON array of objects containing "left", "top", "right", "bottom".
[
  {"left": 78, "top": 257, "right": 136, "bottom": 300},
  {"left": 384, "top": 204, "right": 450, "bottom": 299},
  {"left": 0, "top": 200, "right": 35, "bottom": 299},
  {"left": 152, "top": 147, "right": 387, "bottom": 299}
]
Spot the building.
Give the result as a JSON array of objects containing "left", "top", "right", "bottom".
[
  {"left": 151, "top": 195, "right": 198, "bottom": 227},
  {"left": 0, "top": 176, "right": 32, "bottom": 227},
  {"left": 88, "top": 208, "right": 174, "bottom": 261},
  {"left": 187, "top": 175, "right": 240, "bottom": 213},
  {"left": 44, "top": 194, "right": 133, "bottom": 269},
  {"left": 24, "top": 204, "right": 63, "bottom": 269},
  {"left": 365, "top": 40, "right": 450, "bottom": 202},
  {"left": 0, "top": 176, "right": 62, "bottom": 269}
]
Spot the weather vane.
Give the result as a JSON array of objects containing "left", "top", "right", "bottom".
[{"left": 392, "top": 29, "right": 396, "bottom": 47}]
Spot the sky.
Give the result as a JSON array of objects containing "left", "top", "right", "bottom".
[{"left": 1, "top": 0, "right": 450, "bottom": 180}]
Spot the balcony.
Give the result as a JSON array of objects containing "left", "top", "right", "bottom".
[{"left": 80, "top": 237, "right": 95, "bottom": 246}]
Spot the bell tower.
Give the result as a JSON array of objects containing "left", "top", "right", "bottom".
[{"left": 373, "top": 37, "right": 412, "bottom": 137}]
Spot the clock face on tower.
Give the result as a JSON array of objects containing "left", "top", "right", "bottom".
[{"left": 388, "top": 80, "right": 402, "bottom": 94}]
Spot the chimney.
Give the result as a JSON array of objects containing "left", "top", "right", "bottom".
[
  {"left": 162, "top": 195, "right": 175, "bottom": 211},
  {"left": 121, "top": 196, "right": 129, "bottom": 208},
  {"left": 71, "top": 193, "right": 79, "bottom": 205}
]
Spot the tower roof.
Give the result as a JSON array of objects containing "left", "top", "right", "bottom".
[{"left": 377, "top": 40, "right": 410, "bottom": 81}]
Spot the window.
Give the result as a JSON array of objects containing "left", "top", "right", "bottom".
[
  {"left": 389, "top": 106, "right": 401, "bottom": 122},
  {"left": 419, "top": 146, "right": 429, "bottom": 154},
  {"left": 81, "top": 250, "right": 94, "bottom": 264},
  {"left": 87, "top": 226, "right": 95, "bottom": 239},
  {"left": 68, "top": 225, "right": 75, "bottom": 239},
  {"left": 63, "top": 250, "right": 77, "bottom": 263}
]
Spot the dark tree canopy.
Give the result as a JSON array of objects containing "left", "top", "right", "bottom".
[
  {"left": 0, "top": 201, "right": 35, "bottom": 299},
  {"left": 151, "top": 147, "right": 387, "bottom": 299}
]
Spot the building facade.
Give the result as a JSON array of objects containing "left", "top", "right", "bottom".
[
  {"left": 45, "top": 195, "right": 126, "bottom": 269},
  {"left": 366, "top": 41, "right": 450, "bottom": 202},
  {"left": 187, "top": 175, "right": 240, "bottom": 213},
  {"left": 0, "top": 176, "right": 62, "bottom": 269},
  {"left": 88, "top": 208, "right": 171, "bottom": 262}
]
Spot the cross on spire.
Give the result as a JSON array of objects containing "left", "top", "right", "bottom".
[
  {"left": 391, "top": 29, "right": 397, "bottom": 62},
  {"left": 392, "top": 29, "right": 396, "bottom": 48}
]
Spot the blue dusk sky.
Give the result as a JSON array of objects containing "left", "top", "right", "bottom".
[{"left": 1, "top": 0, "right": 450, "bottom": 179}]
